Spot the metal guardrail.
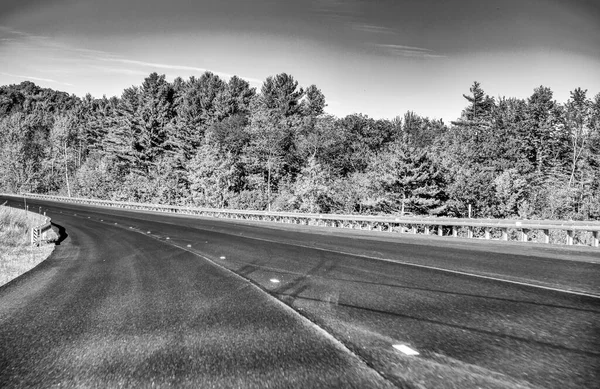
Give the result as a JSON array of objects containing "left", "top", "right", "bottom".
[{"left": 17, "top": 193, "right": 600, "bottom": 248}]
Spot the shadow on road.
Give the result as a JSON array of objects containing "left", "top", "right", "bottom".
[{"left": 51, "top": 222, "right": 68, "bottom": 245}]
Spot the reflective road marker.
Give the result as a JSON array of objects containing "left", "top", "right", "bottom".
[{"left": 393, "top": 344, "right": 419, "bottom": 356}]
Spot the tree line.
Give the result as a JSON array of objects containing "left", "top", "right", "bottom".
[{"left": 1, "top": 73, "right": 598, "bottom": 220}]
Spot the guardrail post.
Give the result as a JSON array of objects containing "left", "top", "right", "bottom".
[
  {"left": 437, "top": 225, "right": 443, "bottom": 236},
  {"left": 452, "top": 226, "right": 457, "bottom": 237},
  {"left": 411, "top": 225, "right": 417, "bottom": 234},
  {"left": 521, "top": 229, "right": 529, "bottom": 242},
  {"left": 484, "top": 228, "right": 490, "bottom": 240},
  {"left": 501, "top": 228, "right": 508, "bottom": 241},
  {"left": 566, "top": 230, "right": 574, "bottom": 245},
  {"left": 542, "top": 229, "right": 550, "bottom": 244},
  {"left": 593, "top": 231, "right": 599, "bottom": 248},
  {"left": 424, "top": 226, "right": 430, "bottom": 235},
  {"left": 467, "top": 226, "right": 473, "bottom": 239}
]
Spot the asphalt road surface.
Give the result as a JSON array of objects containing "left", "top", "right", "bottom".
[{"left": 1, "top": 195, "right": 599, "bottom": 389}]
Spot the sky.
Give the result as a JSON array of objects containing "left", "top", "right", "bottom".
[{"left": 1, "top": 0, "right": 599, "bottom": 123}]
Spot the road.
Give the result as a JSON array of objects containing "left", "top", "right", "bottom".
[{"left": 1, "top": 196, "right": 599, "bottom": 389}]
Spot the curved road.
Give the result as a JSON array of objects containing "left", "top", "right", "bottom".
[{"left": 1, "top": 196, "right": 599, "bottom": 389}]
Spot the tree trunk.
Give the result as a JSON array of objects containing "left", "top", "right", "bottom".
[
  {"left": 267, "top": 149, "right": 272, "bottom": 212},
  {"left": 64, "top": 142, "right": 71, "bottom": 197},
  {"left": 569, "top": 121, "right": 587, "bottom": 188},
  {"left": 401, "top": 193, "right": 406, "bottom": 215}
]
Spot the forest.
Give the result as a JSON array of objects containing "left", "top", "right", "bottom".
[{"left": 0, "top": 73, "right": 599, "bottom": 220}]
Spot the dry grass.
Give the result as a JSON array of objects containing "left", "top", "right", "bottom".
[{"left": 0, "top": 205, "right": 55, "bottom": 287}]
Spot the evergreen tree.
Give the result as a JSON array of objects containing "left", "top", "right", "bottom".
[
  {"left": 524, "top": 86, "right": 564, "bottom": 172},
  {"left": 302, "top": 85, "right": 326, "bottom": 117},
  {"left": 369, "top": 143, "right": 448, "bottom": 215},
  {"left": 261, "top": 73, "right": 304, "bottom": 117}
]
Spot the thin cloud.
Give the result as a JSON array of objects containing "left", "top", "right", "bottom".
[
  {"left": 314, "top": 2, "right": 442, "bottom": 59},
  {"left": 375, "top": 44, "right": 433, "bottom": 52},
  {"left": 0, "top": 72, "right": 74, "bottom": 86},
  {"left": 312, "top": 0, "right": 360, "bottom": 20},
  {"left": 0, "top": 26, "right": 113, "bottom": 56},
  {"left": 89, "top": 66, "right": 150, "bottom": 76},
  {"left": 372, "top": 43, "right": 446, "bottom": 58},
  {"left": 0, "top": 25, "right": 50, "bottom": 41},
  {"left": 0, "top": 25, "right": 27, "bottom": 36},
  {"left": 2, "top": 25, "right": 263, "bottom": 86},
  {"left": 95, "top": 57, "right": 263, "bottom": 84},
  {"left": 352, "top": 23, "right": 396, "bottom": 34},
  {"left": 314, "top": 1, "right": 399, "bottom": 37},
  {"left": 64, "top": 47, "right": 115, "bottom": 56}
]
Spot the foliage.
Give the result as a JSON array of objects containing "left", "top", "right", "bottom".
[{"left": 1, "top": 76, "right": 599, "bottom": 220}]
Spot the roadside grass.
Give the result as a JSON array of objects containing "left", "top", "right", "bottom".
[{"left": 0, "top": 205, "right": 56, "bottom": 287}]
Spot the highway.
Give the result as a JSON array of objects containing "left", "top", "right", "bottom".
[{"left": 1, "top": 196, "right": 599, "bottom": 389}]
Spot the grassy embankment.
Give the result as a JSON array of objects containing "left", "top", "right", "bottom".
[{"left": 0, "top": 204, "right": 57, "bottom": 287}]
